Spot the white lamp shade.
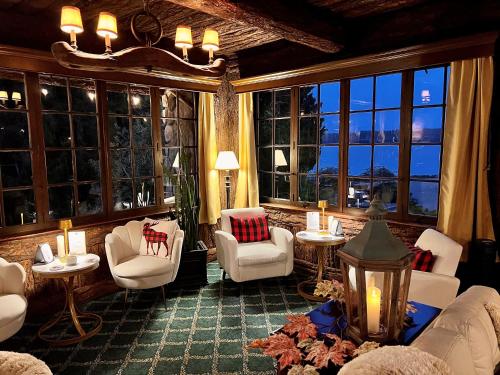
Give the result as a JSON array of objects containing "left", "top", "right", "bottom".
[
  {"left": 175, "top": 25, "right": 193, "bottom": 48},
  {"left": 96, "top": 12, "right": 118, "bottom": 39},
  {"left": 202, "top": 28, "right": 219, "bottom": 51},
  {"left": 0, "top": 91, "right": 8, "bottom": 100},
  {"left": 11, "top": 92, "right": 21, "bottom": 101},
  {"left": 215, "top": 151, "right": 239, "bottom": 170},
  {"left": 172, "top": 152, "right": 180, "bottom": 169},
  {"left": 60, "top": 6, "right": 84, "bottom": 34},
  {"left": 274, "top": 149, "right": 288, "bottom": 167}
]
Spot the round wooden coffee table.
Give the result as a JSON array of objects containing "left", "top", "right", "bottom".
[
  {"left": 296, "top": 231, "right": 346, "bottom": 302},
  {"left": 32, "top": 254, "right": 102, "bottom": 346}
]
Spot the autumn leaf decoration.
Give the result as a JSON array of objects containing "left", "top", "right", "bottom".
[
  {"left": 262, "top": 333, "right": 302, "bottom": 368},
  {"left": 305, "top": 334, "right": 356, "bottom": 368},
  {"left": 282, "top": 315, "right": 318, "bottom": 341}
]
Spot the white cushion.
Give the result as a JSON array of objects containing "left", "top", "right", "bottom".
[
  {"left": 237, "top": 241, "right": 287, "bottom": 267},
  {"left": 139, "top": 219, "right": 179, "bottom": 258},
  {"left": 113, "top": 255, "right": 174, "bottom": 279},
  {"left": 0, "top": 294, "right": 27, "bottom": 327}
]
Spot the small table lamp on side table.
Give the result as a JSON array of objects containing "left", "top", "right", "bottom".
[{"left": 215, "top": 151, "right": 240, "bottom": 209}]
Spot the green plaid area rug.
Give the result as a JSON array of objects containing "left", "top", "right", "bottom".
[{"left": 1, "top": 263, "right": 314, "bottom": 375}]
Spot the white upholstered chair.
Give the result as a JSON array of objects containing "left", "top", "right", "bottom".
[
  {"left": 215, "top": 207, "right": 294, "bottom": 282},
  {"left": 0, "top": 258, "right": 27, "bottom": 342},
  {"left": 105, "top": 219, "right": 184, "bottom": 306},
  {"left": 408, "top": 228, "right": 463, "bottom": 308}
]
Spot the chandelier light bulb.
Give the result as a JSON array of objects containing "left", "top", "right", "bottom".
[
  {"left": 175, "top": 25, "right": 193, "bottom": 62},
  {"left": 202, "top": 28, "right": 219, "bottom": 64},
  {"left": 60, "top": 6, "right": 84, "bottom": 49},
  {"left": 96, "top": 12, "right": 118, "bottom": 54}
]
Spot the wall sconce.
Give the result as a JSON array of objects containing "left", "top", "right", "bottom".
[
  {"left": 96, "top": 12, "right": 118, "bottom": 54},
  {"left": 175, "top": 25, "right": 193, "bottom": 62},
  {"left": 11, "top": 92, "right": 21, "bottom": 105},
  {"left": 202, "top": 28, "right": 219, "bottom": 64},
  {"left": 0, "top": 91, "right": 7, "bottom": 105},
  {"left": 60, "top": 5, "right": 84, "bottom": 49}
]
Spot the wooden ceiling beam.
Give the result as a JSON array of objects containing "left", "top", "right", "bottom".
[{"left": 163, "top": 0, "right": 344, "bottom": 53}]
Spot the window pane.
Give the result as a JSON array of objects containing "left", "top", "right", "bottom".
[
  {"left": 319, "top": 176, "right": 338, "bottom": 206},
  {"left": 178, "top": 91, "right": 195, "bottom": 119},
  {"left": 41, "top": 81, "right": 68, "bottom": 111},
  {"left": 0, "top": 152, "right": 32, "bottom": 187},
  {"left": 412, "top": 107, "right": 443, "bottom": 143},
  {"left": 319, "top": 146, "right": 339, "bottom": 174},
  {"left": 349, "top": 112, "right": 372, "bottom": 144},
  {"left": 160, "top": 89, "right": 177, "bottom": 117},
  {"left": 275, "top": 89, "right": 290, "bottom": 117},
  {"left": 108, "top": 116, "right": 130, "bottom": 147},
  {"left": 348, "top": 146, "right": 371, "bottom": 177},
  {"left": 299, "top": 117, "right": 317, "bottom": 145},
  {"left": 274, "top": 174, "right": 290, "bottom": 200},
  {"left": 410, "top": 145, "right": 441, "bottom": 179},
  {"left": 3, "top": 189, "right": 36, "bottom": 226},
  {"left": 0, "top": 73, "right": 26, "bottom": 110},
  {"left": 373, "top": 145, "right": 399, "bottom": 177},
  {"left": 78, "top": 183, "right": 102, "bottom": 215},
  {"left": 258, "top": 120, "right": 272, "bottom": 146},
  {"left": 320, "top": 115, "right": 340, "bottom": 144},
  {"left": 320, "top": 81, "right": 340, "bottom": 113},
  {"left": 347, "top": 179, "right": 371, "bottom": 209},
  {"left": 413, "top": 67, "right": 445, "bottom": 106},
  {"left": 132, "top": 117, "right": 152, "bottom": 146},
  {"left": 374, "top": 110, "right": 399, "bottom": 144},
  {"left": 46, "top": 150, "right": 72, "bottom": 184},
  {"left": 134, "top": 149, "right": 154, "bottom": 177},
  {"left": 299, "top": 85, "right": 318, "bottom": 115},
  {"left": 183, "top": 148, "right": 197, "bottom": 174},
  {"left": 73, "top": 115, "right": 98, "bottom": 147},
  {"left": 136, "top": 178, "right": 155, "bottom": 207},
  {"left": 299, "top": 146, "right": 317, "bottom": 173},
  {"left": 373, "top": 180, "right": 397, "bottom": 212},
  {"left": 275, "top": 147, "right": 290, "bottom": 173},
  {"left": 0, "top": 112, "right": 29, "bottom": 148},
  {"left": 299, "top": 174, "right": 316, "bottom": 202},
  {"left": 49, "top": 186, "right": 74, "bottom": 219},
  {"left": 259, "top": 148, "right": 272, "bottom": 171},
  {"left": 163, "top": 148, "right": 179, "bottom": 170},
  {"left": 258, "top": 91, "right": 272, "bottom": 119},
  {"left": 113, "top": 180, "right": 133, "bottom": 210},
  {"left": 70, "top": 81, "right": 96, "bottom": 113},
  {"left": 375, "top": 73, "right": 401, "bottom": 109},
  {"left": 409, "top": 181, "right": 439, "bottom": 216},
  {"left": 161, "top": 119, "right": 178, "bottom": 147},
  {"left": 180, "top": 119, "right": 196, "bottom": 146},
  {"left": 350, "top": 77, "right": 373, "bottom": 111},
  {"left": 76, "top": 150, "right": 100, "bottom": 181},
  {"left": 275, "top": 119, "right": 290, "bottom": 145},
  {"left": 43, "top": 114, "right": 70, "bottom": 148},
  {"left": 107, "top": 87, "right": 128, "bottom": 114},
  {"left": 259, "top": 172, "right": 272, "bottom": 198},
  {"left": 163, "top": 176, "right": 175, "bottom": 203},
  {"left": 111, "top": 149, "right": 131, "bottom": 178},
  {"left": 130, "top": 92, "right": 150, "bottom": 116}
]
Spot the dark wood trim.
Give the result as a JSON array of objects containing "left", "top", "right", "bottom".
[
  {"left": 150, "top": 87, "right": 165, "bottom": 207},
  {"left": 339, "top": 79, "right": 350, "bottom": 213},
  {"left": 96, "top": 80, "right": 112, "bottom": 217},
  {"left": 399, "top": 71, "right": 413, "bottom": 222},
  {"left": 290, "top": 87, "right": 299, "bottom": 202},
  {"left": 232, "top": 33, "right": 497, "bottom": 93}
]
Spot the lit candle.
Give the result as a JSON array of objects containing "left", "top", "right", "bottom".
[
  {"left": 20, "top": 212, "right": 24, "bottom": 225},
  {"left": 56, "top": 235, "right": 66, "bottom": 259},
  {"left": 367, "top": 284, "right": 381, "bottom": 333}
]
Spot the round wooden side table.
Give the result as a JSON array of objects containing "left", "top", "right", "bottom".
[
  {"left": 32, "top": 254, "right": 102, "bottom": 346},
  {"left": 295, "top": 231, "right": 346, "bottom": 302}
]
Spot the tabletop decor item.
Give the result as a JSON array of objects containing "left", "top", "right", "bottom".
[
  {"left": 58, "top": 219, "right": 72, "bottom": 264},
  {"left": 34, "top": 243, "right": 54, "bottom": 265},
  {"left": 306, "top": 212, "right": 320, "bottom": 232},
  {"left": 337, "top": 195, "right": 414, "bottom": 344},
  {"left": 317, "top": 200, "right": 329, "bottom": 235}
]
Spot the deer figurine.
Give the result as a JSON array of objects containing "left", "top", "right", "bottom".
[{"left": 142, "top": 222, "right": 169, "bottom": 257}]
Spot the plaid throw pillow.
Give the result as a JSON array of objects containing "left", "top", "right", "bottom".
[
  {"left": 230, "top": 215, "right": 271, "bottom": 243},
  {"left": 409, "top": 246, "right": 436, "bottom": 272}
]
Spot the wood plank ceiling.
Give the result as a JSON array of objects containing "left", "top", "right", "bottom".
[{"left": 0, "top": 0, "right": 498, "bottom": 78}]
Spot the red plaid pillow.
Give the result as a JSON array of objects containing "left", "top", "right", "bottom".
[
  {"left": 230, "top": 215, "right": 271, "bottom": 243},
  {"left": 409, "top": 246, "right": 436, "bottom": 272}
]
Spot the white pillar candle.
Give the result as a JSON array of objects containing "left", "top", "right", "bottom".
[
  {"left": 20, "top": 212, "right": 24, "bottom": 225},
  {"left": 56, "top": 235, "right": 66, "bottom": 258},
  {"left": 367, "top": 285, "right": 381, "bottom": 333}
]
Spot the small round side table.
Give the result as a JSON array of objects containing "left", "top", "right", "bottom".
[
  {"left": 295, "top": 231, "right": 346, "bottom": 302},
  {"left": 32, "top": 254, "right": 102, "bottom": 346}
]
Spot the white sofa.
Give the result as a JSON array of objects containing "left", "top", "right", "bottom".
[
  {"left": 105, "top": 219, "right": 184, "bottom": 304},
  {"left": 215, "top": 208, "right": 294, "bottom": 282},
  {"left": 408, "top": 228, "right": 463, "bottom": 308},
  {"left": 0, "top": 258, "right": 27, "bottom": 342},
  {"left": 412, "top": 285, "right": 500, "bottom": 375}
]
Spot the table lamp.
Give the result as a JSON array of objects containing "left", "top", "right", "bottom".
[
  {"left": 318, "top": 200, "right": 329, "bottom": 235},
  {"left": 215, "top": 151, "right": 240, "bottom": 209},
  {"left": 59, "top": 219, "right": 73, "bottom": 263}
]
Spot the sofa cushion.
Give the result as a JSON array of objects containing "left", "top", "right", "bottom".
[
  {"left": 139, "top": 219, "right": 178, "bottom": 258},
  {"left": 230, "top": 215, "right": 270, "bottom": 243},
  {"left": 0, "top": 294, "right": 27, "bottom": 327},
  {"left": 432, "top": 286, "right": 500, "bottom": 375},
  {"left": 484, "top": 303, "right": 500, "bottom": 346},
  {"left": 409, "top": 246, "right": 436, "bottom": 272},
  {"left": 114, "top": 255, "right": 174, "bottom": 279},
  {"left": 237, "top": 241, "right": 286, "bottom": 267}
]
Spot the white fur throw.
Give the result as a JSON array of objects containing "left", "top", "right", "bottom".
[
  {"left": 0, "top": 351, "right": 52, "bottom": 375},
  {"left": 338, "top": 345, "right": 452, "bottom": 375},
  {"left": 485, "top": 303, "right": 500, "bottom": 346}
]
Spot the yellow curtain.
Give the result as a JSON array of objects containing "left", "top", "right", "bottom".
[
  {"left": 437, "top": 57, "right": 495, "bottom": 249},
  {"left": 198, "top": 93, "right": 221, "bottom": 224},
  {"left": 234, "top": 93, "right": 259, "bottom": 208}
]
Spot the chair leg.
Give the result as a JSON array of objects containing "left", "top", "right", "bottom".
[
  {"left": 160, "top": 285, "right": 167, "bottom": 311},
  {"left": 123, "top": 288, "right": 129, "bottom": 311},
  {"left": 222, "top": 270, "right": 226, "bottom": 281}
]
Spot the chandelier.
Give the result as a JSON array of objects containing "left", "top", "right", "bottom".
[{"left": 52, "top": 3, "right": 226, "bottom": 78}]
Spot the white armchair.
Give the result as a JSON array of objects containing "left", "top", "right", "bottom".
[
  {"left": 105, "top": 219, "right": 184, "bottom": 306},
  {"left": 408, "top": 228, "right": 463, "bottom": 308},
  {"left": 215, "top": 208, "right": 294, "bottom": 282},
  {"left": 0, "top": 258, "right": 27, "bottom": 342}
]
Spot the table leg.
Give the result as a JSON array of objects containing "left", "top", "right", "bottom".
[
  {"left": 317, "top": 247, "right": 325, "bottom": 284},
  {"left": 298, "top": 245, "right": 329, "bottom": 302}
]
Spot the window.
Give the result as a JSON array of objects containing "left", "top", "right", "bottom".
[
  {"left": 40, "top": 75, "right": 102, "bottom": 219},
  {"left": 160, "top": 88, "right": 198, "bottom": 204},
  {"left": 409, "top": 66, "right": 449, "bottom": 217},
  {"left": 107, "top": 84, "right": 155, "bottom": 211},
  {"left": 347, "top": 73, "right": 401, "bottom": 211},
  {"left": 255, "top": 89, "right": 292, "bottom": 200},
  {"left": 0, "top": 71, "right": 36, "bottom": 227}
]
